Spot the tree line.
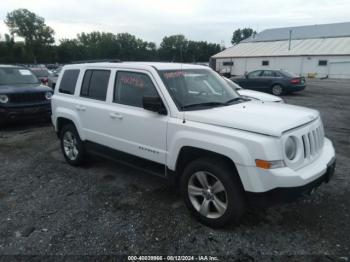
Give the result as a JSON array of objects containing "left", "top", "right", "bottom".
[
  {"left": 0, "top": 9, "right": 223, "bottom": 64},
  {"left": 0, "top": 8, "right": 256, "bottom": 64}
]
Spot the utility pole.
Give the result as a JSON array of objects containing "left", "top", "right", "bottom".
[{"left": 288, "top": 30, "right": 292, "bottom": 51}]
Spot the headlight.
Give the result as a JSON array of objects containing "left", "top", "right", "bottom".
[
  {"left": 45, "top": 91, "right": 53, "bottom": 100},
  {"left": 0, "top": 95, "right": 9, "bottom": 104},
  {"left": 285, "top": 136, "right": 297, "bottom": 160}
]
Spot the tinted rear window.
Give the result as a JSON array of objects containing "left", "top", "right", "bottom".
[
  {"left": 58, "top": 69, "right": 80, "bottom": 95},
  {"left": 0, "top": 68, "right": 39, "bottom": 85},
  {"left": 80, "top": 70, "right": 110, "bottom": 100}
]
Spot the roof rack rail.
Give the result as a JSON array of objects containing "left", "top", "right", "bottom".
[{"left": 70, "top": 59, "right": 122, "bottom": 64}]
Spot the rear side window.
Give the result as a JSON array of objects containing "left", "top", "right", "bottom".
[
  {"left": 80, "top": 70, "right": 110, "bottom": 100},
  {"left": 262, "top": 70, "right": 277, "bottom": 77},
  {"left": 59, "top": 69, "right": 80, "bottom": 95},
  {"left": 114, "top": 71, "right": 158, "bottom": 108}
]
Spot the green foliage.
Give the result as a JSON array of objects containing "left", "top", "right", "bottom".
[
  {"left": 159, "top": 34, "right": 222, "bottom": 63},
  {"left": 1, "top": 9, "right": 222, "bottom": 64},
  {"left": 5, "top": 9, "right": 55, "bottom": 62},
  {"left": 231, "top": 28, "right": 256, "bottom": 45}
]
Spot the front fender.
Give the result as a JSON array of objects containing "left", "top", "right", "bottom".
[{"left": 167, "top": 131, "right": 251, "bottom": 171}]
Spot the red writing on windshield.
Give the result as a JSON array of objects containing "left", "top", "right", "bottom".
[{"left": 163, "top": 71, "right": 184, "bottom": 79}]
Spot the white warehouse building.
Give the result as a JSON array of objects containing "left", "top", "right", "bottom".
[{"left": 211, "top": 22, "right": 350, "bottom": 79}]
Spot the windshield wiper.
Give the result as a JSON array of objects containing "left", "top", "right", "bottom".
[
  {"left": 224, "top": 97, "right": 248, "bottom": 105},
  {"left": 182, "top": 102, "right": 225, "bottom": 110}
]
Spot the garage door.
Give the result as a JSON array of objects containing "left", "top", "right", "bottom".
[{"left": 329, "top": 62, "right": 350, "bottom": 79}]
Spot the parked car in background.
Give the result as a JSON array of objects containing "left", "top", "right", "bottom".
[
  {"left": 52, "top": 62, "right": 335, "bottom": 227},
  {"left": 48, "top": 67, "right": 62, "bottom": 89},
  {"left": 0, "top": 65, "right": 53, "bottom": 124},
  {"left": 30, "top": 67, "right": 52, "bottom": 86},
  {"left": 231, "top": 69, "right": 306, "bottom": 96},
  {"left": 223, "top": 77, "right": 284, "bottom": 103}
]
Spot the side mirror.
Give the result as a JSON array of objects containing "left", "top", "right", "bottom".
[
  {"left": 142, "top": 96, "right": 167, "bottom": 115},
  {"left": 244, "top": 72, "right": 249, "bottom": 79}
]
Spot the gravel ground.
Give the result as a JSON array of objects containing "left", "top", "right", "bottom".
[{"left": 0, "top": 79, "right": 349, "bottom": 260}]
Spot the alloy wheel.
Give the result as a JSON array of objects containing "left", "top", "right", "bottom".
[
  {"left": 63, "top": 131, "right": 79, "bottom": 161},
  {"left": 188, "top": 171, "right": 228, "bottom": 219}
]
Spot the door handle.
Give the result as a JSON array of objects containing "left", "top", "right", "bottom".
[
  {"left": 76, "top": 105, "right": 86, "bottom": 111},
  {"left": 109, "top": 112, "right": 123, "bottom": 120}
]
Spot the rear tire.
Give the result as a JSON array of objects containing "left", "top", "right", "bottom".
[
  {"left": 271, "top": 84, "right": 284, "bottom": 96},
  {"left": 60, "top": 124, "right": 86, "bottom": 166},
  {"left": 180, "top": 157, "right": 246, "bottom": 228}
]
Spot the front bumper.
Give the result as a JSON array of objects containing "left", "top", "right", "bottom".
[
  {"left": 0, "top": 103, "right": 51, "bottom": 122},
  {"left": 246, "top": 157, "right": 336, "bottom": 207}
]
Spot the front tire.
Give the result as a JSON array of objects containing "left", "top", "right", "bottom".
[
  {"left": 180, "top": 157, "right": 246, "bottom": 228},
  {"left": 60, "top": 124, "right": 86, "bottom": 166},
  {"left": 271, "top": 84, "right": 284, "bottom": 96}
]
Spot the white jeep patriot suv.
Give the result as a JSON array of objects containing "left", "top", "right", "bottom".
[{"left": 51, "top": 62, "right": 336, "bottom": 227}]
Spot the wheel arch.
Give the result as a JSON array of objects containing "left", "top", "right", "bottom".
[
  {"left": 56, "top": 116, "right": 83, "bottom": 139},
  {"left": 171, "top": 146, "right": 244, "bottom": 189}
]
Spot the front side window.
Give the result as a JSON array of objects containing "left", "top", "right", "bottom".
[
  {"left": 247, "top": 70, "right": 262, "bottom": 78},
  {"left": 159, "top": 69, "right": 240, "bottom": 111},
  {"left": 114, "top": 71, "right": 158, "bottom": 108},
  {"left": 0, "top": 68, "right": 39, "bottom": 85},
  {"left": 81, "top": 70, "right": 110, "bottom": 100},
  {"left": 59, "top": 69, "right": 80, "bottom": 95}
]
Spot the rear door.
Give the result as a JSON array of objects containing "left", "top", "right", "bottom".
[
  {"left": 75, "top": 69, "right": 112, "bottom": 143},
  {"left": 259, "top": 70, "right": 277, "bottom": 90}
]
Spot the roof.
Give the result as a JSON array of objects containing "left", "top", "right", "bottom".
[
  {"left": 243, "top": 22, "right": 350, "bottom": 43},
  {"left": 212, "top": 37, "right": 350, "bottom": 58},
  {"left": 64, "top": 62, "right": 208, "bottom": 71}
]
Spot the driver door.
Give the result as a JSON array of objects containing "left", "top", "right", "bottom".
[
  {"left": 105, "top": 70, "right": 168, "bottom": 166},
  {"left": 245, "top": 70, "right": 263, "bottom": 90}
]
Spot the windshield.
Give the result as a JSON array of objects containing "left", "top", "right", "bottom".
[
  {"left": 0, "top": 68, "right": 40, "bottom": 85},
  {"left": 159, "top": 69, "right": 241, "bottom": 110}
]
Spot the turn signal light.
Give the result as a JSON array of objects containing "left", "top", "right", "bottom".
[{"left": 255, "top": 159, "right": 285, "bottom": 169}]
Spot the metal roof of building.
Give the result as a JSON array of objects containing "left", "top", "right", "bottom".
[
  {"left": 212, "top": 37, "right": 350, "bottom": 58},
  {"left": 242, "top": 22, "right": 350, "bottom": 42}
]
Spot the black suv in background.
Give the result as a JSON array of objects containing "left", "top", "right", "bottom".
[
  {"left": 0, "top": 65, "right": 53, "bottom": 125},
  {"left": 231, "top": 69, "right": 306, "bottom": 96}
]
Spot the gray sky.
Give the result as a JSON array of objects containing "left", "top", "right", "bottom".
[{"left": 1, "top": 0, "right": 349, "bottom": 47}]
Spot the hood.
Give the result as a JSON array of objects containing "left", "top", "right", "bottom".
[
  {"left": 0, "top": 84, "right": 52, "bottom": 94},
  {"left": 238, "top": 89, "right": 282, "bottom": 102},
  {"left": 184, "top": 101, "right": 319, "bottom": 137}
]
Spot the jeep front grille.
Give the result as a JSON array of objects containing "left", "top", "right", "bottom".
[
  {"left": 9, "top": 93, "right": 46, "bottom": 104},
  {"left": 301, "top": 124, "right": 324, "bottom": 160}
]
